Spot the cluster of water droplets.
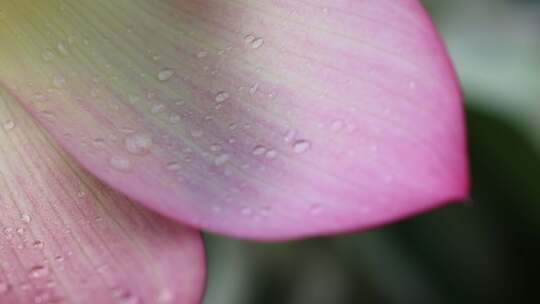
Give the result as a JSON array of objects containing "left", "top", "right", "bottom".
[{"left": 26, "top": 9, "right": 370, "bottom": 226}]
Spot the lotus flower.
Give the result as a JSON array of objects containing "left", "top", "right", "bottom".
[{"left": 0, "top": 0, "right": 469, "bottom": 303}]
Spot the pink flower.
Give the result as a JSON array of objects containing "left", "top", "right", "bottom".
[{"left": 0, "top": 1, "right": 468, "bottom": 303}]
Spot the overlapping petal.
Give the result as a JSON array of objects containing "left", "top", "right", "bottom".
[
  {"left": 0, "top": 0, "right": 469, "bottom": 240},
  {"left": 0, "top": 89, "right": 205, "bottom": 303}
]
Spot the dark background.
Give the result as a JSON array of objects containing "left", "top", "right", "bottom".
[{"left": 204, "top": 1, "right": 540, "bottom": 303}]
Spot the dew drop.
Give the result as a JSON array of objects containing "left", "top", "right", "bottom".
[
  {"left": 196, "top": 51, "right": 208, "bottom": 58},
  {"left": 57, "top": 42, "right": 69, "bottom": 55},
  {"left": 41, "top": 50, "right": 55, "bottom": 62},
  {"left": 252, "top": 145, "right": 267, "bottom": 156},
  {"left": 214, "top": 153, "right": 231, "bottom": 166},
  {"left": 244, "top": 34, "right": 255, "bottom": 44},
  {"left": 330, "top": 120, "right": 344, "bottom": 132},
  {"left": 158, "top": 68, "right": 175, "bottom": 81},
  {"left": 265, "top": 149, "right": 278, "bottom": 159},
  {"left": 250, "top": 37, "right": 265, "bottom": 49},
  {"left": 249, "top": 83, "right": 259, "bottom": 95},
  {"left": 284, "top": 130, "right": 296, "bottom": 143},
  {"left": 244, "top": 34, "right": 265, "bottom": 49},
  {"left": 293, "top": 140, "right": 311, "bottom": 154},
  {"left": 30, "top": 93, "right": 48, "bottom": 103},
  {"left": 165, "top": 161, "right": 181, "bottom": 171},
  {"left": 20, "top": 213, "right": 31, "bottom": 224},
  {"left": 125, "top": 133, "right": 152, "bottom": 156},
  {"left": 28, "top": 265, "right": 49, "bottom": 279},
  {"left": 128, "top": 94, "right": 141, "bottom": 104},
  {"left": 168, "top": 114, "right": 181, "bottom": 124},
  {"left": 150, "top": 104, "right": 165, "bottom": 114},
  {"left": 32, "top": 240, "right": 44, "bottom": 249},
  {"left": 214, "top": 91, "right": 230, "bottom": 103},
  {"left": 92, "top": 138, "right": 106, "bottom": 149},
  {"left": 109, "top": 156, "right": 132, "bottom": 172},
  {"left": 52, "top": 75, "right": 66, "bottom": 88},
  {"left": 2, "top": 120, "right": 15, "bottom": 131}
]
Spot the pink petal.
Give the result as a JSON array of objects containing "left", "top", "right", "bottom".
[
  {"left": 0, "top": 90, "right": 205, "bottom": 303},
  {"left": 0, "top": 0, "right": 469, "bottom": 240}
]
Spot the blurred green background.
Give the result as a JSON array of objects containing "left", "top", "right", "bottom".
[{"left": 203, "top": 1, "right": 540, "bottom": 303}]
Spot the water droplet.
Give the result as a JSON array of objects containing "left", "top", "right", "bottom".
[
  {"left": 215, "top": 91, "right": 230, "bottom": 103},
  {"left": 41, "top": 50, "right": 55, "bottom": 62},
  {"left": 52, "top": 75, "right": 66, "bottom": 88},
  {"left": 128, "top": 94, "right": 141, "bottom": 104},
  {"left": 3, "top": 120, "right": 15, "bottom": 131},
  {"left": 175, "top": 99, "right": 185, "bottom": 106},
  {"left": 196, "top": 51, "right": 208, "bottom": 58},
  {"left": 284, "top": 130, "right": 296, "bottom": 143},
  {"left": 214, "top": 153, "right": 231, "bottom": 166},
  {"left": 32, "top": 240, "right": 44, "bottom": 249},
  {"left": 250, "top": 37, "right": 265, "bottom": 49},
  {"left": 30, "top": 93, "right": 48, "bottom": 103},
  {"left": 158, "top": 68, "right": 175, "bottom": 81},
  {"left": 165, "top": 161, "right": 181, "bottom": 171},
  {"left": 249, "top": 83, "right": 259, "bottom": 95},
  {"left": 252, "top": 145, "right": 267, "bottom": 156},
  {"left": 293, "top": 140, "right": 311, "bottom": 154},
  {"left": 125, "top": 133, "right": 152, "bottom": 156},
  {"left": 92, "top": 138, "right": 106, "bottom": 149},
  {"left": 265, "top": 149, "right": 278, "bottom": 159},
  {"left": 109, "top": 156, "right": 132, "bottom": 172},
  {"left": 28, "top": 265, "right": 49, "bottom": 279},
  {"left": 151, "top": 104, "right": 165, "bottom": 114},
  {"left": 168, "top": 114, "right": 181, "bottom": 124},
  {"left": 20, "top": 213, "right": 31, "bottom": 224},
  {"left": 57, "top": 42, "right": 69, "bottom": 55},
  {"left": 244, "top": 34, "right": 255, "bottom": 44},
  {"left": 244, "top": 34, "right": 265, "bottom": 49}
]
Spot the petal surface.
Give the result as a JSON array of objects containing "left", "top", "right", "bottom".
[
  {"left": 0, "top": 90, "right": 205, "bottom": 303},
  {"left": 0, "top": 0, "right": 469, "bottom": 240}
]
